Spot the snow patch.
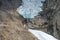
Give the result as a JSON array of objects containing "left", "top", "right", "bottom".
[{"left": 28, "top": 29, "right": 58, "bottom": 40}]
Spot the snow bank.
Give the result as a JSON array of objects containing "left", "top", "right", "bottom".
[{"left": 28, "top": 29, "right": 58, "bottom": 40}]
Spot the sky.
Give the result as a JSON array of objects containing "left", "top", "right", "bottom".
[{"left": 16, "top": 0, "right": 45, "bottom": 18}]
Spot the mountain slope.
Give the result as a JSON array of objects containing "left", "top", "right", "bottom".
[{"left": 0, "top": 0, "right": 37, "bottom": 40}]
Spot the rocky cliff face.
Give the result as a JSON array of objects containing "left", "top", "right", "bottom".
[
  {"left": 1, "top": 0, "right": 60, "bottom": 40},
  {"left": 0, "top": 0, "right": 22, "bottom": 10},
  {"left": 27, "top": 0, "right": 60, "bottom": 40},
  {"left": 0, "top": 0, "right": 37, "bottom": 40},
  {"left": 42, "top": 0, "right": 60, "bottom": 39}
]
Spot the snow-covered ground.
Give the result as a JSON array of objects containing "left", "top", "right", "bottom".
[
  {"left": 17, "top": 0, "right": 45, "bottom": 18},
  {"left": 28, "top": 29, "right": 58, "bottom": 40}
]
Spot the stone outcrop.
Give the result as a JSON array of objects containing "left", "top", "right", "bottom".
[
  {"left": 27, "top": 0, "right": 60, "bottom": 40},
  {"left": 42, "top": 0, "right": 60, "bottom": 39}
]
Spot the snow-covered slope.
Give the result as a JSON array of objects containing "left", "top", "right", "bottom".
[{"left": 28, "top": 29, "right": 58, "bottom": 40}]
